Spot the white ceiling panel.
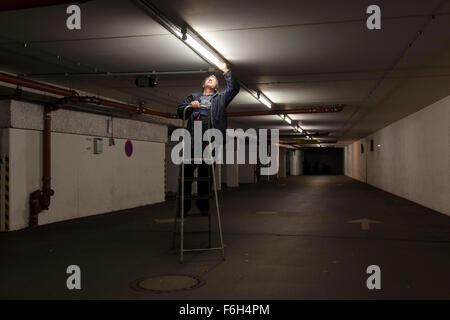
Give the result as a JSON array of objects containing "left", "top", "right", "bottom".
[
  {"left": 201, "top": 18, "right": 428, "bottom": 75},
  {"left": 397, "top": 15, "right": 450, "bottom": 68},
  {"left": 150, "top": 0, "right": 441, "bottom": 32},
  {"left": 260, "top": 80, "right": 377, "bottom": 106},
  {"left": 31, "top": 35, "right": 208, "bottom": 72},
  {"left": 0, "top": 0, "right": 168, "bottom": 42}
]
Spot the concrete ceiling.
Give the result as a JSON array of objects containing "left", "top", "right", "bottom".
[{"left": 0, "top": 0, "right": 449, "bottom": 143}]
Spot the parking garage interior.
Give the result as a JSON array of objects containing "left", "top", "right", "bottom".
[{"left": 0, "top": 0, "right": 449, "bottom": 301}]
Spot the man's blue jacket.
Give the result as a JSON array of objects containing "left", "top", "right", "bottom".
[{"left": 177, "top": 70, "right": 240, "bottom": 137}]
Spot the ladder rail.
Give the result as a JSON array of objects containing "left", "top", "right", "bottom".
[{"left": 174, "top": 103, "right": 226, "bottom": 263}]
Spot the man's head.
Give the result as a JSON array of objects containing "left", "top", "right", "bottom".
[{"left": 202, "top": 75, "right": 219, "bottom": 93}]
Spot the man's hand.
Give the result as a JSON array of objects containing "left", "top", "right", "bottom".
[
  {"left": 190, "top": 101, "right": 200, "bottom": 108},
  {"left": 218, "top": 62, "right": 229, "bottom": 73}
]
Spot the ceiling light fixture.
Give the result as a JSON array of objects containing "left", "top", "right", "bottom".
[
  {"left": 284, "top": 115, "right": 292, "bottom": 124},
  {"left": 183, "top": 34, "right": 224, "bottom": 69},
  {"left": 258, "top": 94, "right": 272, "bottom": 109},
  {"left": 137, "top": 1, "right": 276, "bottom": 111}
]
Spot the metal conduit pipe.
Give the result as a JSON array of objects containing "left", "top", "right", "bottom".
[{"left": 21, "top": 70, "right": 210, "bottom": 78}]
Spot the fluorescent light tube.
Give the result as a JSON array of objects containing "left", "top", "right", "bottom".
[
  {"left": 185, "top": 35, "right": 223, "bottom": 68},
  {"left": 259, "top": 95, "right": 272, "bottom": 108},
  {"left": 284, "top": 116, "right": 292, "bottom": 124}
]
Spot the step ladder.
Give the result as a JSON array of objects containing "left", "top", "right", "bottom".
[{"left": 172, "top": 105, "right": 225, "bottom": 264}]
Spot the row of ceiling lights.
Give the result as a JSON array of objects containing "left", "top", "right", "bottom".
[
  {"left": 277, "top": 114, "right": 304, "bottom": 133},
  {"left": 137, "top": 1, "right": 304, "bottom": 134}
]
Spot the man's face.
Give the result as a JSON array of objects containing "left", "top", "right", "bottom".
[{"left": 203, "top": 76, "right": 218, "bottom": 91}]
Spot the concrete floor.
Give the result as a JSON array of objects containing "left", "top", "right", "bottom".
[{"left": 1, "top": 175, "right": 450, "bottom": 299}]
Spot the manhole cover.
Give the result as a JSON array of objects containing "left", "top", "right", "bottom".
[{"left": 130, "top": 274, "right": 205, "bottom": 293}]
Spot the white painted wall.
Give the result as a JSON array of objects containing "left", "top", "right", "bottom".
[
  {"left": 345, "top": 95, "right": 450, "bottom": 216},
  {"left": 8, "top": 129, "right": 165, "bottom": 230},
  {"left": 0, "top": 128, "right": 8, "bottom": 231},
  {"left": 2, "top": 99, "right": 168, "bottom": 230}
]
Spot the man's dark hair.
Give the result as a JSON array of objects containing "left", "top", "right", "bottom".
[{"left": 202, "top": 75, "right": 219, "bottom": 92}]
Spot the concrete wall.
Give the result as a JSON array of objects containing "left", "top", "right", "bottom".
[
  {"left": 1, "top": 100, "right": 167, "bottom": 230},
  {"left": 345, "top": 95, "right": 450, "bottom": 216}
]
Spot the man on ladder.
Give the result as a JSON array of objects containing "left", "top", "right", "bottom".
[{"left": 174, "top": 63, "right": 240, "bottom": 263}]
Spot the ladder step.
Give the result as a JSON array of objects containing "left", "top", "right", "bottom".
[
  {"left": 182, "top": 247, "right": 223, "bottom": 253},
  {"left": 173, "top": 230, "right": 209, "bottom": 235},
  {"left": 177, "top": 194, "right": 211, "bottom": 200},
  {"left": 179, "top": 176, "right": 210, "bottom": 181},
  {"left": 176, "top": 213, "right": 209, "bottom": 218}
]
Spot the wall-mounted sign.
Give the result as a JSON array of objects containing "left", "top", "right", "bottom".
[{"left": 125, "top": 140, "right": 133, "bottom": 157}]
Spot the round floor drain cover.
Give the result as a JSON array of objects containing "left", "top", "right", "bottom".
[{"left": 131, "top": 274, "right": 205, "bottom": 293}]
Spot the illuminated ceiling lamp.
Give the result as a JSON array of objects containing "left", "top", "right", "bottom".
[
  {"left": 278, "top": 114, "right": 304, "bottom": 132},
  {"left": 255, "top": 91, "right": 272, "bottom": 109},
  {"left": 182, "top": 33, "right": 226, "bottom": 70},
  {"left": 284, "top": 115, "right": 292, "bottom": 125},
  {"left": 294, "top": 120, "right": 303, "bottom": 133},
  {"left": 138, "top": 1, "right": 277, "bottom": 111}
]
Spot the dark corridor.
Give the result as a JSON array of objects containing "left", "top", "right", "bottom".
[{"left": 303, "top": 147, "right": 343, "bottom": 175}]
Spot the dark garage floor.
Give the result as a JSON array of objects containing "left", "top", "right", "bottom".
[{"left": 1, "top": 175, "right": 450, "bottom": 299}]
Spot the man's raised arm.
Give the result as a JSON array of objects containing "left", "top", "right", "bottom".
[{"left": 219, "top": 63, "right": 240, "bottom": 106}]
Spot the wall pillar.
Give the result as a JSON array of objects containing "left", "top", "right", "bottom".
[
  {"left": 290, "top": 149, "right": 301, "bottom": 176},
  {"left": 279, "top": 148, "right": 287, "bottom": 178}
]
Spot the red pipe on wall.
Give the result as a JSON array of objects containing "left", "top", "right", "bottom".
[
  {"left": 0, "top": 72, "right": 76, "bottom": 97},
  {"left": 29, "top": 104, "right": 58, "bottom": 227},
  {"left": 76, "top": 96, "right": 177, "bottom": 118},
  {"left": 227, "top": 105, "right": 344, "bottom": 117},
  {"left": 0, "top": 72, "right": 343, "bottom": 120},
  {"left": 0, "top": 72, "right": 177, "bottom": 118}
]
